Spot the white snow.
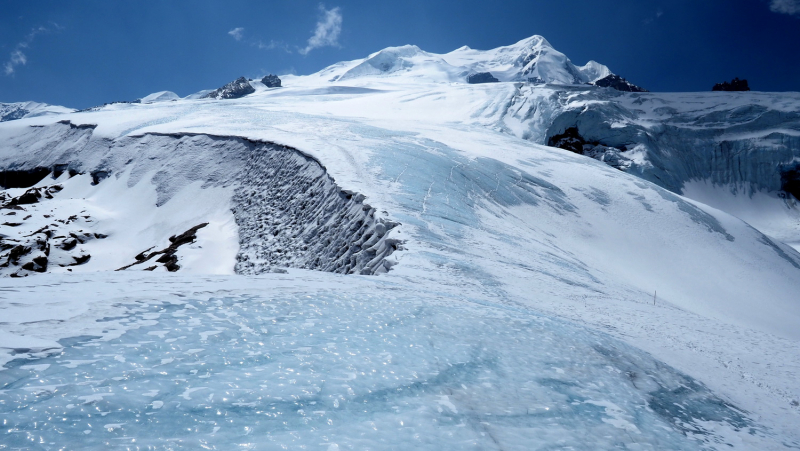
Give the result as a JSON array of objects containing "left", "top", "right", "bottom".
[
  {"left": 139, "top": 91, "right": 180, "bottom": 104},
  {"left": 1, "top": 35, "right": 799, "bottom": 449},
  {"left": 682, "top": 179, "right": 800, "bottom": 251},
  {"left": 294, "top": 35, "right": 611, "bottom": 85},
  {"left": 0, "top": 101, "right": 74, "bottom": 121}
]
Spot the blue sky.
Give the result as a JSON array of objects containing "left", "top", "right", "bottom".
[{"left": 2, "top": 0, "right": 799, "bottom": 108}]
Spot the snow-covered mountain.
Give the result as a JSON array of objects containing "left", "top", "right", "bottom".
[
  {"left": 1, "top": 36, "right": 799, "bottom": 450},
  {"left": 0, "top": 101, "right": 74, "bottom": 122},
  {"left": 314, "top": 35, "right": 612, "bottom": 84}
]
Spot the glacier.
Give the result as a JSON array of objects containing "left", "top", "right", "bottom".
[
  {"left": 0, "top": 275, "right": 763, "bottom": 450},
  {"left": 1, "top": 36, "right": 800, "bottom": 449}
]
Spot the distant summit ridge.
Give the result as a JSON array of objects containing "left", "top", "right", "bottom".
[{"left": 316, "top": 35, "right": 616, "bottom": 86}]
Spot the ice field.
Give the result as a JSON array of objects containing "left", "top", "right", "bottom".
[{"left": 0, "top": 274, "right": 771, "bottom": 450}]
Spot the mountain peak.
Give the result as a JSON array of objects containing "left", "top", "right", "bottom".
[
  {"left": 314, "top": 35, "right": 614, "bottom": 86},
  {"left": 510, "top": 34, "right": 553, "bottom": 50}
]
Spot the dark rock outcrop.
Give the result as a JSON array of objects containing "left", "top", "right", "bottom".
[
  {"left": 117, "top": 223, "right": 209, "bottom": 272},
  {"left": 0, "top": 168, "right": 52, "bottom": 189},
  {"left": 712, "top": 78, "right": 750, "bottom": 92},
  {"left": 1, "top": 182, "right": 107, "bottom": 277},
  {"left": 467, "top": 72, "right": 500, "bottom": 84},
  {"left": 592, "top": 74, "right": 648, "bottom": 93},
  {"left": 548, "top": 127, "right": 587, "bottom": 154},
  {"left": 547, "top": 127, "right": 631, "bottom": 170},
  {"left": 780, "top": 163, "right": 800, "bottom": 201},
  {"left": 1, "top": 185, "right": 63, "bottom": 208},
  {"left": 202, "top": 77, "right": 255, "bottom": 100},
  {"left": 261, "top": 74, "right": 282, "bottom": 88}
]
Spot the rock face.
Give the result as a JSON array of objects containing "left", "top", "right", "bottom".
[
  {"left": 467, "top": 72, "right": 500, "bottom": 84},
  {"left": 261, "top": 74, "right": 282, "bottom": 88},
  {"left": 202, "top": 77, "right": 255, "bottom": 100},
  {"left": 592, "top": 74, "right": 648, "bottom": 92},
  {"left": 712, "top": 78, "right": 750, "bottom": 92}
]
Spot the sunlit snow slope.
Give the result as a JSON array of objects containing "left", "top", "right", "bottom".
[
  {"left": 0, "top": 101, "right": 74, "bottom": 122},
  {"left": 1, "top": 37, "right": 799, "bottom": 450}
]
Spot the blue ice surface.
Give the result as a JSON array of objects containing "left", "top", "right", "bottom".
[{"left": 1, "top": 290, "right": 758, "bottom": 450}]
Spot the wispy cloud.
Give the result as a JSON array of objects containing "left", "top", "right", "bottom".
[
  {"left": 300, "top": 5, "right": 342, "bottom": 55},
  {"left": 643, "top": 8, "right": 664, "bottom": 25},
  {"left": 770, "top": 0, "right": 800, "bottom": 15},
  {"left": 227, "top": 27, "right": 290, "bottom": 52},
  {"left": 4, "top": 24, "right": 59, "bottom": 76},
  {"left": 256, "top": 40, "right": 282, "bottom": 50},
  {"left": 228, "top": 27, "right": 245, "bottom": 41},
  {"left": 227, "top": 4, "right": 341, "bottom": 56}
]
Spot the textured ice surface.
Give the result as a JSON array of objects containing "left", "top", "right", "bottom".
[
  {"left": 0, "top": 289, "right": 759, "bottom": 450},
  {"left": 233, "top": 140, "right": 400, "bottom": 275}
]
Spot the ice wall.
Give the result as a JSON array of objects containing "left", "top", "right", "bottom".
[
  {"left": 0, "top": 123, "right": 400, "bottom": 275},
  {"left": 519, "top": 88, "right": 800, "bottom": 199},
  {"left": 233, "top": 141, "right": 401, "bottom": 275}
]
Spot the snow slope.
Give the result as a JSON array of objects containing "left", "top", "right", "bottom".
[
  {"left": 0, "top": 101, "right": 74, "bottom": 122},
  {"left": 140, "top": 91, "right": 180, "bottom": 103},
  {"left": 1, "top": 37, "right": 799, "bottom": 449}
]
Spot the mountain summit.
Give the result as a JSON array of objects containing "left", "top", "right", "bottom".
[
  {"left": 443, "top": 35, "right": 610, "bottom": 84},
  {"left": 317, "top": 35, "right": 612, "bottom": 85}
]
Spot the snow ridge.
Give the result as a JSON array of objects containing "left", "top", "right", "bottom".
[{"left": 316, "top": 35, "right": 612, "bottom": 84}]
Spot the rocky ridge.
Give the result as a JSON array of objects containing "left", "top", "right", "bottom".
[{"left": 202, "top": 77, "right": 255, "bottom": 100}]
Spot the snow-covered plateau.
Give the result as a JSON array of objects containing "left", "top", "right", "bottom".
[{"left": 1, "top": 36, "right": 799, "bottom": 450}]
